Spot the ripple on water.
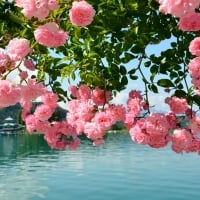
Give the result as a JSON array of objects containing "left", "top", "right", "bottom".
[{"left": 0, "top": 133, "right": 200, "bottom": 200}]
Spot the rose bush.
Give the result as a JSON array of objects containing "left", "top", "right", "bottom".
[{"left": 1, "top": 0, "right": 200, "bottom": 154}]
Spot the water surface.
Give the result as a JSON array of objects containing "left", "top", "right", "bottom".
[{"left": 0, "top": 133, "right": 200, "bottom": 200}]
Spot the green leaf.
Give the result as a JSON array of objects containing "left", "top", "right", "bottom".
[
  {"left": 150, "top": 65, "right": 158, "bottom": 74},
  {"left": 193, "top": 95, "right": 200, "bottom": 106},
  {"left": 128, "top": 68, "right": 137, "bottom": 74},
  {"left": 53, "top": 81, "right": 61, "bottom": 88},
  {"left": 110, "top": 64, "right": 119, "bottom": 74},
  {"left": 131, "top": 45, "right": 144, "bottom": 54},
  {"left": 129, "top": 75, "right": 138, "bottom": 80},
  {"left": 150, "top": 72, "right": 156, "bottom": 82},
  {"left": 178, "top": 71, "right": 185, "bottom": 76},
  {"left": 128, "top": 2, "right": 138, "bottom": 10},
  {"left": 54, "top": 87, "right": 65, "bottom": 95},
  {"left": 121, "top": 76, "right": 128, "bottom": 85},
  {"left": 177, "top": 83, "right": 183, "bottom": 89},
  {"left": 170, "top": 71, "right": 178, "bottom": 79},
  {"left": 120, "top": 65, "right": 127, "bottom": 75},
  {"left": 174, "top": 90, "right": 187, "bottom": 98},
  {"left": 157, "top": 79, "right": 175, "bottom": 88},
  {"left": 122, "top": 52, "right": 135, "bottom": 63},
  {"left": 144, "top": 61, "right": 151, "bottom": 67},
  {"left": 171, "top": 42, "right": 177, "bottom": 48},
  {"left": 151, "top": 84, "right": 158, "bottom": 93}
]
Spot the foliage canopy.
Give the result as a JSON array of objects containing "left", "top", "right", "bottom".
[{"left": 0, "top": 0, "right": 198, "bottom": 108}]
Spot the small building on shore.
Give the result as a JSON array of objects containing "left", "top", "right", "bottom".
[{"left": 0, "top": 117, "right": 24, "bottom": 135}]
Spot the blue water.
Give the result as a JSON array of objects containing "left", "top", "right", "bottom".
[{"left": 0, "top": 132, "right": 200, "bottom": 200}]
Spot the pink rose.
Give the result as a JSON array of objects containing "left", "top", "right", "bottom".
[
  {"left": 145, "top": 113, "right": 170, "bottom": 135},
  {"left": 130, "top": 125, "right": 149, "bottom": 145},
  {"left": 7, "top": 38, "right": 31, "bottom": 61},
  {"left": 127, "top": 98, "right": 141, "bottom": 116},
  {"left": 178, "top": 13, "right": 200, "bottom": 32},
  {"left": 15, "top": 0, "right": 58, "bottom": 20},
  {"left": 189, "top": 37, "right": 200, "bottom": 56},
  {"left": 54, "top": 141, "right": 68, "bottom": 150},
  {"left": 84, "top": 122, "right": 105, "bottom": 141},
  {"left": 20, "top": 79, "right": 46, "bottom": 101},
  {"left": 93, "top": 111, "right": 113, "bottom": 131},
  {"left": 58, "top": 121, "right": 76, "bottom": 136},
  {"left": 124, "top": 113, "right": 135, "bottom": 130},
  {"left": 44, "top": 127, "right": 65, "bottom": 149},
  {"left": 23, "top": 59, "right": 35, "bottom": 71},
  {"left": 44, "top": 121, "right": 78, "bottom": 150},
  {"left": 165, "top": 96, "right": 188, "bottom": 114},
  {"left": 192, "top": 77, "right": 200, "bottom": 89},
  {"left": 188, "top": 57, "right": 200, "bottom": 79},
  {"left": 68, "top": 99, "right": 94, "bottom": 121},
  {"left": 19, "top": 71, "right": 28, "bottom": 80},
  {"left": 92, "top": 88, "right": 111, "bottom": 105},
  {"left": 0, "top": 80, "right": 21, "bottom": 108},
  {"left": 69, "top": 0, "right": 96, "bottom": 27},
  {"left": 69, "top": 138, "right": 81, "bottom": 150},
  {"left": 41, "top": 92, "right": 58, "bottom": 108},
  {"left": 67, "top": 114, "right": 85, "bottom": 134},
  {"left": 157, "top": 0, "right": 199, "bottom": 18},
  {"left": 25, "top": 114, "right": 37, "bottom": 133},
  {"left": 34, "top": 104, "right": 54, "bottom": 121},
  {"left": 48, "top": 0, "right": 58, "bottom": 10},
  {"left": 185, "top": 138, "right": 200, "bottom": 153},
  {"left": 20, "top": 99, "right": 32, "bottom": 112},
  {"left": 149, "top": 134, "right": 170, "bottom": 148},
  {"left": 67, "top": 100, "right": 79, "bottom": 112},
  {"left": 68, "top": 85, "right": 78, "bottom": 98},
  {"left": 77, "top": 84, "right": 91, "bottom": 100},
  {"left": 171, "top": 128, "right": 193, "bottom": 153},
  {"left": 188, "top": 116, "right": 200, "bottom": 135},
  {"left": 34, "top": 22, "right": 68, "bottom": 47},
  {"left": 126, "top": 90, "right": 145, "bottom": 117},
  {"left": 36, "top": 120, "right": 50, "bottom": 133},
  {"left": 129, "top": 90, "right": 142, "bottom": 100},
  {"left": 106, "top": 104, "right": 126, "bottom": 122}
]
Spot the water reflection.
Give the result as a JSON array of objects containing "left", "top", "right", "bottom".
[
  {"left": 0, "top": 134, "right": 57, "bottom": 164},
  {"left": 0, "top": 133, "right": 200, "bottom": 200}
]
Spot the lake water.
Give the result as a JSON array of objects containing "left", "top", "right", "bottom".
[{"left": 0, "top": 132, "right": 200, "bottom": 200}]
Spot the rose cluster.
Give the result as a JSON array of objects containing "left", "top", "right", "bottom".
[
  {"left": 0, "top": 38, "right": 33, "bottom": 78},
  {"left": 0, "top": 0, "right": 97, "bottom": 150},
  {"left": 15, "top": 0, "right": 95, "bottom": 47},
  {"left": 67, "top": 85, "right": 125, "bottom": 146},
  {"left": 157, "top": 0, "right": 200, "bottom": 31},
  {"left": 15, "top": 0, "right": 58, "bottom": 20},
  {"left": 153, "top": 0, "right": 200, "bottom": 153},
  {"left": 158, "top": 1, "right": 200, "bottom": 96}
]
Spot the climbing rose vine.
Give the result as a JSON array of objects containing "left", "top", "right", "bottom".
[{"left": 1, "top": 0, "right": 200, "bottom": 154}]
